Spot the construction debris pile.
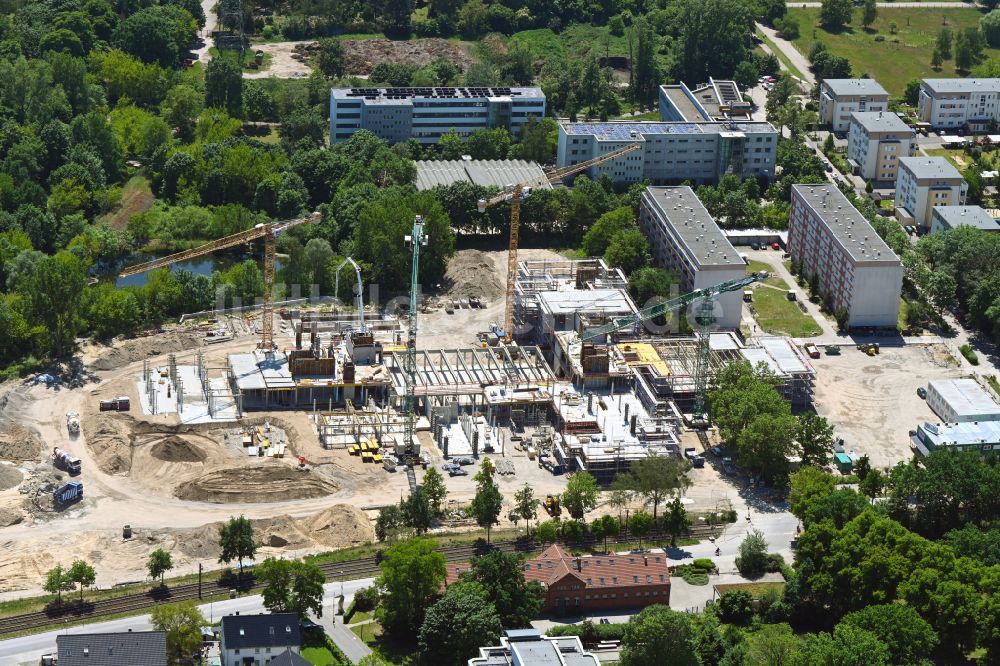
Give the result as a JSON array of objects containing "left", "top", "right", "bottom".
[{"left": 293, "top": 39, "right": 474, "bottom": 75}]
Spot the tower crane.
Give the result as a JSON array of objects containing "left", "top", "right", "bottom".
[
  {"left": 334, "top": 257, "right": 366, "bottom": 333},
  {"left": 477, "top": 141, "right": 644, "bottom": 343},
  {"left": 580, "top": 271, "right": 770, "bottom": 422},
  {"left": 402, "top": 216, "right": 428, "bottom": 455},
  {"left": 119, "top": 211, "right": 322, "bottom": 353}
]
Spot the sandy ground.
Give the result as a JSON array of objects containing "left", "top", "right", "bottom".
[
  {"left": 811, "top": 343, "right": 965, "bottom": 467},
  {"left": 244, "top": 41, "right": 313, "bottom": 79}
]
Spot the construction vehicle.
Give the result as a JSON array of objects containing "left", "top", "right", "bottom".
[
  {"left": 825, "top": 345, "right": 841, "bottom": 355},
  {"left": 66, "top": 411, "right": 80, "bottom": 436},
  {"left": 857, "top": 342, "right": 880, "bottom": 356},
  {"left": 52, "top": 447, "right": 81, "bottom": 474},
  {"left": 477, "top": 141, "right": 643, "bottom": 343},
  {"left": 544, "top": 494, "right": 561, "bottom": 517},
  {"left": 53, "top": 480, "right": 83, "bottom": 506},
  {"left": 119, "top": 212, "right": 322, "bottom": 353},
  {"left": 99, "top": 396, "right": 130, "bottom": 411},
  {"left": 580, "top": 272, "right": 770, "bottom": 422}
]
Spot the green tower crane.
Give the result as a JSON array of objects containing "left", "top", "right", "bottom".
[{"left": 402, "top": 216, "right": 428, "bottom": 455}]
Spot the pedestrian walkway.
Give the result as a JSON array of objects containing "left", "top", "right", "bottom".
[{"left": 318, "top": 592, "right": 373, "bottom": 664}]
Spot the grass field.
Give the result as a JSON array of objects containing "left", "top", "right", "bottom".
[
  {"left": 747, "top": 261, "right": 823, "bottom": 337},
  {"left": 510, "top": 24, "right": 631, "bottom": 62},
  {"left": 98, "top": 175, "right": 153, "bottom": 230},
  {"left": 352, "top": 621, "right": 416, "bottom": 665},
  {"left": 785, "top": 7, "right": 998, "bottom": 96},
  {"left": 714, "top": 581, "right": 786, "bottom": 598},
  {"left": 209, "top": 46, "right": 272, "bottom": 72},
  {"left": 756, "top": 35, "right": 808, "bottom": 81},
  {"left": 301, "top": 646, "right": 343, "bottom": 666}
]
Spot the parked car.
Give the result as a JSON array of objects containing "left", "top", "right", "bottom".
[
  {"left": 917, "top": 387, "right": 927, "bottom": 399},
  {"left": 442, "top": 462, "right": 459, "bottom": 472},
  {"left": 722, "top": 457, "right": 735, "bottom": 475},
  {"left": 710, "top": 446, "right": 723, "bottom": 457},
  {"left": 454, "top": 456, "right": 475, "bottom": 466},
  {"left": 448, "top": 467, "right": 469, "bottom": 477}
]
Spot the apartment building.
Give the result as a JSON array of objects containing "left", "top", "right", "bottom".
[
  {"left": 917, "top": 78, "right": 1000, "bottom": 130},
  {"left": 930, "top": 205, "right": 1000, "bottom": 233},
  {"left": 556, "top": 121, "right": 778, "bottom": 186},
  {"left": 659, "top": 80, "right": 753, "bottom": 122},
  {"left": 895, "top": 157, "right": 968, "bottom": 230},
  {"left": 789, "top": 184, "right": 903, "bottom": 328},
  {"left": 329, "top": 86, "right": 546, "bottom": 144},
  {"left": 925, "top": 378, "right": 1000, "bottom": 423},
  {"left": 638, "top": 186, "right": 746, "bottom": 328},
  {"left": 847, "top": 111, "right": 917, "bottom": 183},
  {"left": 818, "top": 79, "right": 890, "bottom": 133}
]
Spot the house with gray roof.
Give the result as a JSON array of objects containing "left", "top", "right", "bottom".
[
  {"left": 918, "top": 78, "right": 1000, "bottom": 130},
  {"left": 57, "top": 631, "right": 166, "bottom": 666},
  {"left": 819, "top": 79, "right": 890, "bottom": 132},
  {"left": 930, "top": 205, "right": 1000, "bottom": 233},
  {"left": 220, "top": 613, "right": 301, "bottom": 666},
  {"left": 895, "top": 157, "right": 968, "bottom": 230},
  {"left": 847, "top": 111, "right": 916, "bottom": 183}
]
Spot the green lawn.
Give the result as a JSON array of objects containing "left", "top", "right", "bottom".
[
  {"left": 785, "top": 7, "right": 999, "bottom": 96},
  {"left": 747, "top": 262, "right": 823, "bottom": 337},
  {"left": 923, "top": 146, "right": 973, "bottom": 170},
  {"left": 756, "top": 34, "right": 808, "bottom": 82},
  {"left": 351, "top": 622, "right": 417, "bottom": 665},
  {"left": 209, "top": 46, "right": 273, "bottom": 72},
  {"left": 302, "top": 646, "right": 342, "bottom": 666},
  {"left": 510, "top": 24, "right": 632, "bottom": 62},
  {"left": 97, "top": 175, "right": 153, "bottom": 230},
  {"left": 714, "top": 581, "right": 786, "bottom": 598}
]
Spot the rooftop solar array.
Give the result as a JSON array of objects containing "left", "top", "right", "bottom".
[
  {"left": 339, "top": 87, "right": 527, "bottom": 100},
  {"left": 561, "top": 121, "right": 775, "bottom": 138}
]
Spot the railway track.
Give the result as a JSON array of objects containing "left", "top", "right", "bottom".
[{"left": 0, "top": 526, "right": 722, "bottom": 637}]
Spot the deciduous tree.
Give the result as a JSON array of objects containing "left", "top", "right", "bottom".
[
  {"left": 151, "top": 601, "right": 206, "bottom": 664},
  {"left": 218, "top": 515, "right": 256, "bottom": 575},
  {"left": 562, "top": 471, "right": 600, "bottom": 519},
  {"left": 67, "top": 559, "right": 96, "bottom": 602},
  {"left": 376, "top": 537, "right": 446, "bottom": 634},
  {"left": 418, "top": 582, "right": 501, "bottom": 666},
  {"left": 147, "top": 548, "right": 173, "bottom": 586},
  {"left": 471, "top": 460, "right": 504, "bottom": 542},
  {"left": 465, "top": 550, "right": 544, "bottom": 627},
  {"left": 620, "top": 605, "right": 699, "bottom": 666}
]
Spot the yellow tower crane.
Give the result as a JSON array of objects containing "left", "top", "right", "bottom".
[
  {"left": 477, "top": 141, "right": 644, "bottom": 343},
  {"left": 119, "top": 211, "right": 322, "bottom": 353}
]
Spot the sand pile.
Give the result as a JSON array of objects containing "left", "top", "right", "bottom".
[
  {"left": 0, "top": 506, "right": 24, "bottom": 527},
  {"left": 0, "top": 463, "right": 23, "bottom": 491},
  {"left": 150, "top": 436, "right": 207, "bottom": 463},
  {"left": 298, "top": 504, "right": 373, "bottom": 547},
  {"left": 174, "top": 464, "right": 337, "bottom": 503},
  {"left": 0, "top": 424, "right": 41, "bottom": 462},
  {"left": 90, "top": 330, "right": 203, "bottom": 371},
  {"left": 84, "top": 414, "right": 134, "bottom": 474},
  {"left": 297, "top": 38, "right": 472, "bottom": 76},
  {"left": 443, "top": 250, "right": 504, "bottom": 300}
]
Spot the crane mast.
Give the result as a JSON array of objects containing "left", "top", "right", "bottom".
[
  {"left": 580, "top": 271, "right": 769, "bottom": 422},
  {"left": 403, "top": 216, "right": 427, "bottom": 453},
  {"left": 478, "top": 141, "right": 643, "bottom": 343}
]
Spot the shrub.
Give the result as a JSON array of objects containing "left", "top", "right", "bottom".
[
  {"left": 692, "top": 558, "right": 717, "bottom": 572},
  {"left": 874, "top": 34, "right": 885, "bottom": 42},
  {"left": 677, "top": 566, "right": 710, "bottom": 585},
  {"left": 960, "top": 344, "right": 979, "bottom": 365},
  {"left": 354, "top": 586, "right": 378, "bottom": 611},
  {"left": 716, "top": 590, "right": 754, "bottom": 625},
  {"left": 548, "top": 622, "right": 627, "bottom": 642},
  {"left": 735, "top": 530, "right": 769, "bottom": 577}
]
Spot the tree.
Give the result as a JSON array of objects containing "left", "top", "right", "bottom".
[
  {"left": 205, "top": 58, "right": 243, "bottom": 117},
  {"left": 113, "top": 6, "right": 187, "bottom": 68},
  {"left": 614, "top": 454, "right": 691, "bottom": 520},
  {"left": 514, "top": 483, "right": 539, "bottom": 534},
  {"left": 471, "top": 460, "right": 504, "bottom": 542},
  {"left": 402, "top": 487, "right": 434, "bottom": 534},
  {"left": 421, "top": 467, "right": 447, "bottom": 515},
  {"left": 746, "top": 623, "right": 800, "bottom": 665},
  {"left": 734, "top": 61, "right": 760, "bottom": 90},
  {"left": 151, "top": 601, "right": 206, "bottom": 664},
  {"left": 376, "top": 537, "right": 446, "bottom": 634},
  {"left": 377, "top": 0, "right": 414, "bottom": 36},
  {"left": 218, "top": 515, "right": 256, "bottom": 575},
  {"left": 147, "top": 549, "right": 173, "bottom": 586},
  {"left": 629, "top": 511, "right": 653, "bottom": 549},
  {"left": 160, "top": 84, "right": 202, "bottom": 142},
  {"left": 662, "top": 497, "right": 690, "bottom": 547},
  {"left": 789, "top": 466, "right": 836, "bottom": 521},
  {"left": 375, "top": 504, "right": 405, "bottom": 542},
  {"left": 67, "top": 559, "right": 96, "bottom": 602},
  {"left": 861, "top": 0, "right": 877, "bottom": 29},
  {"left": 859, "top": 468, "right": 885, "bottom": 503},
  {"left": 672, "top": 0, "right": 752, "bottom": 85},
  {"left": 632, "top": 15, "right": 661, "bottom": 105},
  {"left": 984, "top": 10, "right": 1000, "bottom": 48},
  {"left": 535, "top": 520, "right": 559, "bottom": 544},
  {"left": 839, "top": 604, "right": 939, "bottom": 665},
  {"left": 604, "top": 228, "right": 651, "bottom": 276},
  {"left": 44, "top": 565, "right": 74, "bottom": 603},
  {"left": 819, "top": 0, "right": 852, "bottom": 30},
  {"left": 581, "top": 207, "right": 635, "bottom": 257},
  {"left": 317, "top": 38, "right": 345, "bottom": 78},
  {"left": 735, "top": 530, "right": 768, "bottom": 577},
  {"left": 620, "top": 605, "right": 699, "bottom": 666},
  {"left": 796, "top": 412, "right": 834, "bottom": 466},
  {"left": 938, "top": 27, "right": 953, "bottom": 60},
  {"left": 465, "top": 550, "right": 544, "bottom": 627},
  {"left": 562, "top": 471, "right": 600, "bottom": 519},
  {"left": 419, "top": 582, "right": 502, "bottom": 666},
  {"left": 590, "top": 514, "right": 620, "bottom": 552},
  {"left": 24, "top": 251, "right": 86, "bottom": 357},
  {"left": 257, "top": 558, "right": 326, "bottom": 618}
]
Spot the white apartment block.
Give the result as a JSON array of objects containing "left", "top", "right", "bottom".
[
  {"left": 926, "top": 378, "right": 1000, "bottom": 423},
  {"left": 918, "top": 78, "right": 1000, "bottom": 130},
  {"left": 556, "top": 121, "right": 778, "bottom": 187},
  {"left": 329, "top": 86, "right": 546, "bottom": 144},
  {"left": 930, "top": 205, "right": 1000, "bottom": 233},
  {"left": 847, "top": 112, "right": 916, "bottom": 183},
  {"left": 819, "top": 79, "right": 890, "bottom": 133},
  {"left": 895, "top": 157, "right": 968, "bottom": 230},
  {"left": 789, "top": 184, "right": 903, "bottom": 328},
  {"left": 638, "top": 186, "right": 746, "bottom": 328}
]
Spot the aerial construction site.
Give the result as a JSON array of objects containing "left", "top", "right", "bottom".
[{"left": 0, "top": 148, "right": 968, "bottom": 600}]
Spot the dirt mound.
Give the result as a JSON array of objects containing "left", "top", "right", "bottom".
[
  {"left": 0, "top": 463, "right": 23, "bottom": 491},
  {"left": 0, "top": 425, "right": 42, "bottom": 462},
  {"left": 298, "top": 38, "right": 472, "bottom": 76},
  {"left": 83, "top": 414, "right": 134, "bottom": 474},
  {"left": 443, "top": 250, "right": 504, "bottom": 300},
  {"left": 173, "top": 523, "right": 223, "bottom": 559},
  {"left": 298, "top": 504, "right": 373, "bottom": 548},
  {"left": 150, "top": 436, "right": 207, "bottom": 463},
  {"left": 174, "top": 464, "right": 337, "bottom": 503},
  {"left": 172, "top": 514, "right": 314, "bottom": 558},
  {"left": 0, "top": 506, "right": 23, "bottom": 527},
  {"left": 90, "top": 330, "right": 203, "bottom": 372}
]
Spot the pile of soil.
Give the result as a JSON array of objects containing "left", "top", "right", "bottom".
[
  {"left": 0, "top": 463, "right": 23, "bottom": 491},
  {"left": 298, "top": 504, "right": 373, "bottom": 547},
  {"left": 150, "top": 436, "right": 207, "bottom": 463},
  {"left": 90, "top": 331, "right": 203, "bottom": 371},
  {"left": 84, "top": 414, "right": 134, "bottom": 474},
  {"left": 0, "top": 506, "right": 23, "bottom": 527},
  {"left": 174, "top": 464, "right": 337, "bottom": 503},
  {"left": 0, "top": 424, "right": 42, "bottom": 462},
  {"left": 295, "top": 38, "right": 473, "bottom": 76},
  {"left": 443, "top": 250, "right": 504, "bottom": 300}
]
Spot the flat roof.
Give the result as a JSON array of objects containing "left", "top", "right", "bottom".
[
  {"left": 899, "top": 156, "right": 964, "bottom": 181},
  {"left": 331, "top": 86, "right": 543, "bottom": 101},
  {"left": 642, "top": 186, "right": 744, "bottom": 268},
  {"left": 230, "top": 351, "right": 297, "bottom": 391},
  {"left": 791, "top": 184, "right": 900, "bottom": 264},
  {"left": 537, "top": 288, "right": 636, "bottom": 316},
  {"left": 413, "top": 159, "right": 550, "bottom": 191},
  {"left": 821, "top": 78, "right": 889, "bottom": 97},
  {"left": 931, "top": 205, "right": 1000, "bottom": 231},
  {"left": 922, "top": 78, "right": 1000, "bottom": 94},
  {"left": 560, "top": 120, "right": 776, "bottom": 140},
  {"left": 851, "top": 111, "right": 914, "bottom": 134},
  {"left": 928, "top": 378, "right": 1000, "bottom": 417},
  {"left": 920, "top": 420, "right": 1000, "bottom": 446}
]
